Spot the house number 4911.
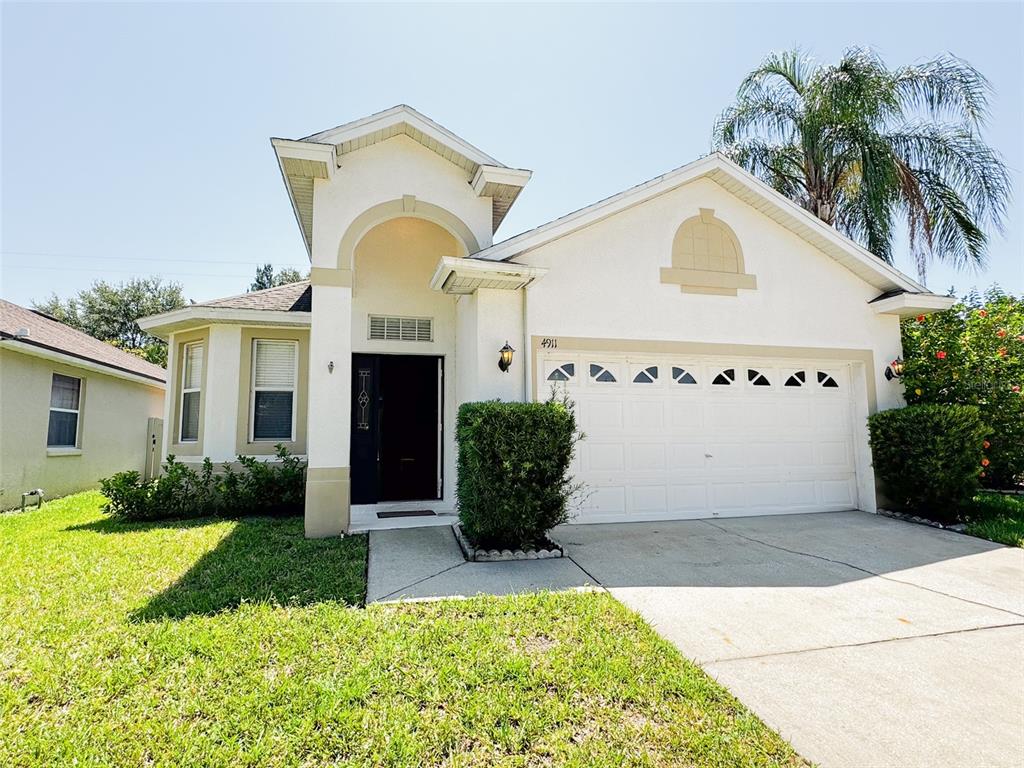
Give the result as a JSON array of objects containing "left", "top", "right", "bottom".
[{"left": 541, "top": 337, "right": 558, "bottom": 349}]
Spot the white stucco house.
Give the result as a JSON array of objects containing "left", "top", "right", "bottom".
[{"left": 139, "top": 105, "right": 955, "bottom": 537}]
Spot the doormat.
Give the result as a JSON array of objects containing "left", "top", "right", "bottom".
[{"left": 377, "top": 510, "right": 436, "bottom": 519}]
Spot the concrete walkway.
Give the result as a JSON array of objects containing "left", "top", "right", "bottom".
[{"left": 366, "top": 513, "right": 1024, "bottom": 767}]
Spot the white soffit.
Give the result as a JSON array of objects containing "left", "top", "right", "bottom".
[
  {"left": 430, "top": 256, "right": 548, "bottom": 295},
  {"left": 472, "top": 153, "right": 932, "bottom": 297},
  {"left": 138, "top": 307, "right": 312, "bottom": 339},
  {"left": 870, "top": 292, "right": 956, "bottom": 317}
]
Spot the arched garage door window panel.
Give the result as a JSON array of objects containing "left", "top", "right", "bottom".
[
  {"left": 589, "top": 364, "right": 618, "bottom": 383},
  {"left": 632, "top": 366, "right": 659, "bottom": 384},
  {"left": 818, "top": 371, "right": 840, "bottom": 388},
  {"left": 712, "top": 368, "right": 736, "bottom": 386},
  {"left": 672, "top": 366, "right": 698, "bottom": 385},
  {"left": 747, "top": 369, "right": 771, "bottom": 387},
  {"left": 785, "top": 370, "right": 807, "bottom": 387},
  {"left": 546, "top": 363, "right": 576, "bottom": 382}
]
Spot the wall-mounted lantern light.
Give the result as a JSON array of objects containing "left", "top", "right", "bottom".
[
  {"left": 498, "top": 341, "right": 515, "bottom": 373},
  {"left": 884, "top": 357, "right": 905, "bottom": 381},
  {"left": 328, "top": 360, "right": 335, "bottom": 374}
]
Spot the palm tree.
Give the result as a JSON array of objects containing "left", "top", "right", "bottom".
[{"left": 713, "top": 48, "right": 1010, "bottom": 280}]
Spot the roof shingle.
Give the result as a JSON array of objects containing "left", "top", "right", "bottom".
[
  {"left": 196, "top": 281, "right": 311, "bottom": 312},
  {"left": 0, "top": 299, "right": 167, "bottom": 383}
]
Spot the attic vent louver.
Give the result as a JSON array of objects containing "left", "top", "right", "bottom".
[{"left": 368, "top": 315, "right": 433, "bottom": 342}]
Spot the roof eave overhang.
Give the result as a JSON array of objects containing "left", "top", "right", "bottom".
[
  {"left": 472, "top": 165, "right": 533, "bottom": 234},
  {"left": 271, "top": 138, "right": 337, "bottom": 258},
  {"left": 869, "top": 292, "right": 956, "bottom": 317},
  {"left": 0, "top": 337, "right": 167, "bottom": 387},
  {"left": 139, "top": 307, "right": 312, "bottom": 339},
  {"left": 471, "top": 153, "right": 926, "bottom": 296},
  {"left": 429, "top": 256, "right": 548, "bottom": 295}
]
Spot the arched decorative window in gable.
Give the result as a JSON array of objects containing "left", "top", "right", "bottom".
[{"left": 660, "top": 209, "right": 757, "bottom": 296}]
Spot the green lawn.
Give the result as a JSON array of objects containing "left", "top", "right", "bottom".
[
  {"left": 1, "top": 492, "right": 802, "bottom": 767},
  {"left": 963, "top": 492, "right": 1024, "bottom": 548}
]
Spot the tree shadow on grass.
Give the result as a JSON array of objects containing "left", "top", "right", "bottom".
[{"left": 68, "top": 515, "right": 367, "bottom": 620}]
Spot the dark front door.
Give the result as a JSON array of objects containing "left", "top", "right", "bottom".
[{"left": 351, "top": 354, "right": 441, "bottom": 504}]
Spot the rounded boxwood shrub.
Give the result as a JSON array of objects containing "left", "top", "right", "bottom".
[
  {"left": 456, "top": 397, "right": 582, "bottom": 550},
  {"left": 100, "top": 445, "right": 305, "bottom": 522},
  {"left": 868, "top": 404, "right": 990, "bottom": 521}
]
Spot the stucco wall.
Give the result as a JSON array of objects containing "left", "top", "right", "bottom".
[
  {"left": 311, "top": 135, "right": 493, "bottom": 270},
  {"left": 352, "top": 216, "right": 460, "bottom": 505},
  {"left": 519, "top": 177, "right": 904, "bottom": 412},
  {"left": 0, "top": 348, "right": 164, "bottom": 507}
]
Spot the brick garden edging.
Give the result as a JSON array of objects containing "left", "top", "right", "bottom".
[{"left": 452, "top": 524, "right": 564, "bottom": 562}]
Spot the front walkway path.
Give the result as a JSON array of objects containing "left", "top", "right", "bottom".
[
  {"left": 366, "top": 513, "right": 1024, "bottom": 767},
  {"left": 366, "top": 526, "right": 595, "bottom": 603}
]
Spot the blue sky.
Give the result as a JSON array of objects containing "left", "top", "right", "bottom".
[{"left": 2, "top": 2, "right": 1021, "bottom": 308}]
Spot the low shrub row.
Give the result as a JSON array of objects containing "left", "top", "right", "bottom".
[
  {"left": 456, "top": 396, "right": 583, "bottom": 550},
  {"left": 100, "top": 445, "right": 305, "bottom": 521},
  {"left": 868, "top": 404, "right": 990, "bottom": 522}
]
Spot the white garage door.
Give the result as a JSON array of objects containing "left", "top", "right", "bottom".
[{"left": 539, "top": 352, "right": 862, "bottom": 522}]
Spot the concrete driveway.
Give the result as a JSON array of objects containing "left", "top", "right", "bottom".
[
  {"left": 367, "top": 511, "right": 1024, "bottom": 767},
  {"left": 562, "top": 513, "right": 1024, "bottom": 768}
]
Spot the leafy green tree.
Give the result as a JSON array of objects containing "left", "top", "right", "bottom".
[
  {"left": 900, "top": 287, "right": 1024, "bottom": 487},
  {"left": 34, "top": 278, "right": 186, "bottom": 367},
  {"left": 250, "top": 264, "right": 307, "bottom": 291},
  {"left": 713, "top": 48, "right": 1010, "bottom": 278}
]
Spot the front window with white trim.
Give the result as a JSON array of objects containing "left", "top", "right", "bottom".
[
  {"left": 180, "top": 342, "right": 203, "bottom": 442},
  {"left": 47, "top": 373, "right": 81, "bottom": 447},
  {"left": 251, "top": 339, "right": 297, "bottom": 441}
]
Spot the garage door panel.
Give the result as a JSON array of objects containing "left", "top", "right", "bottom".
[
  {"left": 629, "top": 484, "right": 668, "bottom": 513},
  {"left": 668, "top": 442, "right": 708, "bottom": 470},
  {"left": 668, "top": 400, "right": 704, "bottom": 429},
  {"left": 542, "top": 351, "right": 861, "bottom": 522},
  {"left": 630, "top": 443, "right": 667, "bottom": 471},
  {"left": 584, "top": 442, "right": 625, "bottom": 472}
]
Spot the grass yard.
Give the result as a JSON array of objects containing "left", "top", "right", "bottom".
[
  {"left": 0, "top": 492, "right": 802, "bottom": 767},
  {"left": 963, "top": 492, "right": 1024, "bottom": 548}
]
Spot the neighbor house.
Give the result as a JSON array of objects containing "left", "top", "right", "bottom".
[
  {"left": 138, "top": 105, "right": 954, "bottom": 537},
  {"left": 0, "top": 299, "right": 166, "bottom": 507}
]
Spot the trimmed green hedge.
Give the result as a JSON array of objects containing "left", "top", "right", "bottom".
[
  {"left": 456, "top": 398, "right": 582, "bottom": 550},
  {"left": 100, "top": 445, "right": 305, "bottom": 522},
  {"left": 868, "top": 404, "right": 990, "bottom": 521}
]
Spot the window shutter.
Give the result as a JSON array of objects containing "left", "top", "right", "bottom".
[{"left": 254, "top": 340, "right": 296, "bottom": 388}]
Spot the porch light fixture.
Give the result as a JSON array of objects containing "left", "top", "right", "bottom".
[
  {"left": 498, "top": 341, "right": 515, "bottom": 373},
  {"left": 885, "top": 357, "right": 905, "bottom": 381}
]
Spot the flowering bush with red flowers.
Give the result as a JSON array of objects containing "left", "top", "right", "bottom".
[{"left": 901, "top": 287, "right": 1024, "bottom": 487}]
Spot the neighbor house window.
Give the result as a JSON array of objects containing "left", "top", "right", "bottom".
[
  {"left": 180, "top": 342, "right": 203, "bottom": 442},
  {"left": 251, "top": 339, "right": 297, "bottom": 441},
  {"left": 47, "top": 373, "right": 81, "bottom": 447}
]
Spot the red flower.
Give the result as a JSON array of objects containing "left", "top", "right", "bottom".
[
  {"left": 982, "top": 458, "right": 990, "bottom": 467},
  {"left": 996, "top": 329, "right": 1007, "bottom": 338},
  {"left": 998, "top": 347, "right": 1008, "bottom": 357},
  {"left": 978, "top": 309, "right": 988, "bottom": 318},
  {"left": 980, "top": 471, "right": 986, "bottom": 478},
  {"left": 1013, "top": 385, "right": 1021, "bottom": 393},
  {"left": 916, "top": 314, "right": 926, "bottom": 323},
  {"left": 936, "top": 351, "right": 947, "bottom": 360},
  {"left": 983, "top": 440, "right": 991, "bottom": 449}
]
